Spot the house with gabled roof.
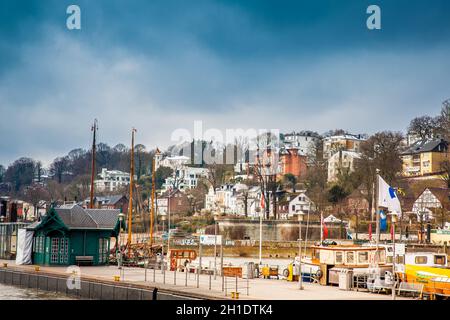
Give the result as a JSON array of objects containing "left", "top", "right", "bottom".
[
  {"left": 401, "top": 138, "right": 449, "bottom": 177},
  {"left": 411, "top": 187, "right": 450, "bottom": 220},
  {"left": 26, "top": 204, "right": 123, "bottom": 266}
]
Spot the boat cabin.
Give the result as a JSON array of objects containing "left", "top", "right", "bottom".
[
  {"left": 311, "top": 245, "right": 389, "bottom": 267},
  {"left": 405, "top": 252, "right": 448, "bottom": 268}
]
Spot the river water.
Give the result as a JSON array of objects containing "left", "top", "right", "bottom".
[{"left": 0, "top": 283, "right": 74, "bottom": 300}]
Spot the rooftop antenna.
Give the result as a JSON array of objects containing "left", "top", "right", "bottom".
[{"left": 89, "top": 119, "right": 98, "bottom": 209}]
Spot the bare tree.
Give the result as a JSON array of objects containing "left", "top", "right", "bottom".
[
  {"left": 440, "top": 160, "right": 450, "bottom": 188},
  {"left": 134, "top": 144, "right": 147, "bottom": 180},
  {"left": 206, "top": 163, "right": 230, "bottom": 192},
  {"left": 252, "top": 132, "right": 279, "bottom": 219},
  {"left": 354, "top": 131, "right": 404, "bottom": 215},
  {"left": 23, "top": 185, "right": 50, "bottom": 220},
  {"left": 435, "top": 99, "right": 450, "bottom": 141},
  {"left": 408, "top": 115, "right": 439, "bottom": 141},
  {"left": 45, "top": 180, "right": 64, "bottom": 203},
  {"left": 50, "top": 157, "right": 70, "bottom": 184},
  {"left": 304, "top": 139, "right": 329, "bottom": 215}
]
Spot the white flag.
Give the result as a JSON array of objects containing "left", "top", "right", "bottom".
[{"left": 377, "top": 175, "right": 402, "bottom": 216}]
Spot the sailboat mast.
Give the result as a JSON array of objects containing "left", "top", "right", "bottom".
[
  {"left": 150, "top": 151, "right": 156, "bottom": 246},
  {"left": 127, "top": 128, "right": 136, "bottom": 245},
  {"left": 89, "top": 119, "right": 98, "bottom": 209}
]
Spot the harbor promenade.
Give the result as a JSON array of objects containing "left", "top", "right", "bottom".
[{"left": 0, "top": 259, "right": 410, "bottom": 300}]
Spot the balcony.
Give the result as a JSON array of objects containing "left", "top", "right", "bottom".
[{"left": 406, "top": 166, "right": 420, "bottom": 173}]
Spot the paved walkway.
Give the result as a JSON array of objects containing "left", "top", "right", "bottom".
[{"left": 1, "top": 259, "right": 409, "bottom": 300}]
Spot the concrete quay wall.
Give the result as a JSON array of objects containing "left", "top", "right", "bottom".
[{"left": 0, "top": 267, "right": 196, "bottom": 300}]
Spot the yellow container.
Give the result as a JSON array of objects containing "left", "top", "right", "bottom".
[{"left": 113, "top": 275, "right": 120, "bottom": 282}]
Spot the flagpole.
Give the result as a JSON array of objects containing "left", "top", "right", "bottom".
[
  {"left": 259, "top": 193, "right": 264, "bottom": 265},
  {"left": 259, "top": 207, "right": 262, "bottom": 265},
  {"left": 375, "top": 170, "right": 380, "bottom": 250},
  {"left": 320, "top": 212, "right": 323, "bottom": 243}
]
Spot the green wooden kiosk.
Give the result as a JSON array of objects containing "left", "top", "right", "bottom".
[{"left": 27, "top": 204, "right": 123, "bottom": 266}]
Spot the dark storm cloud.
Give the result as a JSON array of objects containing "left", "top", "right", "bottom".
[{"left": 0, "top": 0, "right": 450, "bottom": 166}]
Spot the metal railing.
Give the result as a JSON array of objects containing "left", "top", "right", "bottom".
[
  {"left": 224, "top": 276, "right": 250, "bottom": 298},
  {"left": 137, "top": 262, "right": 249, "bottom": 296}
]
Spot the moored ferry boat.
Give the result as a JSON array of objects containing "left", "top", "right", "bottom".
[
  {"left": 291, "top": 242, "right": 393, "bottom": 285},
  {"left": 400, "top": 252, "right": 450, "bottom": 296}
]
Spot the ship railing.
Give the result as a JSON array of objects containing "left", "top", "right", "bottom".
[{"left": 397, "top": 281, "right": 424, "bottom": 299}]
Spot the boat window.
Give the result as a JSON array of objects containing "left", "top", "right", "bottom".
[
  {"left": 434, "top": 255, "right": 446, "bottom": 265},
  {"left": 415, "top": 256, "right": 428, "bottom": 264},
  {"left": 335, "top": 252, "right": 343, "bottom": 264},
  {"left": 375, "top": 250, "right": 386, "bottom": 264},
  {"left": 346, "top": 251, "right": 355, "bottom": 264},
  {"left": 387, "top": 256, "right": 393, "bottom": 263},
  {"left": 315, "top": 249, "right": 320, "bottom": 260},
  {"left": 358, "top": 251, "right": 369, "bottom": 264},
  {"left": 396, "top": 255, "right": 404, "bottom": 264}
]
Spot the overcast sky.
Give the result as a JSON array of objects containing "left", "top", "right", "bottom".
[{"left": 1, "top": 0, "right": 450, "bottom": 167}]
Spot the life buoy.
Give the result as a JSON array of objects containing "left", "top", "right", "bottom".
[
  {"left": 282, "top": 268, "right": 290, "bottom": 278},
  {"left": 189, "top": 251, "right": 197, "bottom": 261},
  {"left": 170, "top": 258, "right": 177, "bottom": 271},
  {"left": 315, "top": 269, "right": 323, "bottom": 279}
]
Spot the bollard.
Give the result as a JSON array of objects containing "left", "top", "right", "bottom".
[
  {"left": 225, "top": 277, "right": 227, "bottom": 296},
  {"left": 209, "top": 273, "right": 211, "bottom": 290},
  {"left": 247, "top": 277, "right": 249, "bottom": 296},
  {"left": 2, "top": 263, "right": 7, "bottom": 268},
  {"left": 35, "top": 266, "right": 40, "bottom": 272},
  {"left": 114, "top": 275, "right": 120, "bottom": 282},
  {"left": 196, "top": 266, "right": 200, "bottom": 288},
  {"left": 163, "top": 264, "right": 166, "bottom": 284}
]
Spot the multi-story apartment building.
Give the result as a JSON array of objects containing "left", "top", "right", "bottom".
[
  {"left": 401, "top": 139, "right": 449, "bottom": 177},
  {"left": 282, "top": 131, "right": 321, "bottom": 156},
  {"left": 162, "top": 166, "right": 209, "bottom": 191},
  {"left": 327, "top": 150, "right": 361, "bottom": 182},
  {"left": 94, "top": 168, "right": 132, "bottom": 192},
  {"left": 278, "top": 147, "right": 308, "bottom": 179},
  {"left": 323, "top": 134, "right": 366, "bottom": 159}
]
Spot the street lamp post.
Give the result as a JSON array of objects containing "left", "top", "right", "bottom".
[
  {"left": 298, "top": 211, "right": 304, "bottom": 290},
  {"left": 391, "top": 212, "right": 398, "bottom": 300},
  {"left": 117, "top": 213, "right": 125, "bottom": 269},
  {"left": 160, "top": 212, "right": 167, "bottom": 270},
  {"left": 214, "top": 212, "right": 219, "bottom": 280},
  {"left": 167, "top": 191, "right": 172, "bottom": 270},
  {"left": 257, "top": 206, "right": 263, "bottom": 265}
]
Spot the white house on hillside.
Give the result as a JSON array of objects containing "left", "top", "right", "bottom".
[
  {"left": 94, "top": 168, "right": 132, "bottom": 192},
  {"left": 412, "top": 188, "right": 449, "bottom": 220},
  {"left": 327, "top": 150, "right": 361, "bottom": 182},
  {"left": 162, "top": 166, "right": 209, "bottom": 191},
  {"left": 288, "top": 191, "right": 315, "bottom": 216}
]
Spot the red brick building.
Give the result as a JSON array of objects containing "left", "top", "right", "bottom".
[
  {"left": 278, "top": 147, "right": 307, "bottom": 179},
  {"left": 157, "top": 189, "right": 191, "bottom": 215}
]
